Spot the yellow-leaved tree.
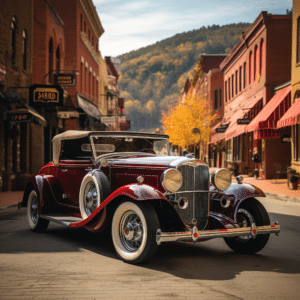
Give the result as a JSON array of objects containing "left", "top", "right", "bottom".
[{"left": 161, "top": 88, "right": 215, "bottom": 159}]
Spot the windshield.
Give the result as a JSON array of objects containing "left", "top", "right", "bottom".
[{"left": 90, "top": 135, "right": 169, "bottom": 159}]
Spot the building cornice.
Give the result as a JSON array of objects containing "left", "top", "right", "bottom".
[
  {"left": 80, "top": 0, "right": 104, "bottom": 38},
  {"left": 81, "top": 32, "right": 100, "bottom": 65},
  {"left": 220, "top": 12, "right": 266, "bottom": 71}
]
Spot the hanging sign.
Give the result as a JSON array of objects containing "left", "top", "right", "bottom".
[
  {"left": 29, "top": 84, "right": 63, "bottom": 106},
  {"left": 53, "top": 74, "right": 76, "bottom": 86},
  {"left": 237, "top": 118, "right": 251, "bottom": 125},
  {"left": 7, "top": 111, "right": 32, "bottom": 122},
  {"left": 216, "top": 124, "right": 229, "bottom": 133}
]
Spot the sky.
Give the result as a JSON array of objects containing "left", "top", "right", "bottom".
[{"left": 95, "top": 0, "right": 292, "bottom": 58}]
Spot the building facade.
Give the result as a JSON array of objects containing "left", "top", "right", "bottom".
[
  {"left": 0, "top": 0, "right": 36, "bottom": 191},
  {"left": 50, "top": 0, "right": 104, "bottom": 132},
  {"left": 216, "top": 12, "right": 292, "bottom": 178},
  {"left": 276, "top": 0, "right": 300, "bottom": 175}
]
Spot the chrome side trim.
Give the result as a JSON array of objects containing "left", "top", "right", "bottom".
[{"left": 156, "top": 222, "right": 280, "bottom": 245}]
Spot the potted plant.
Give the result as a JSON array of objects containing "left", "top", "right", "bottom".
[{"left": 289, "top": 173, "right": 300, "bottom": 190}]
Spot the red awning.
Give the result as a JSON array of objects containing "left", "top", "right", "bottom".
[
  {"left": 247, "top": 85, "right": 291, "bottom": 132},
  {"left": 225, "top": 96, "right": 262, "bottom": 140},
  {"left": 277, "top": 97, "right": 300, "bottom": 128},
  {"left": 209, "top": 112, "right": 233, "bottom": 144}
]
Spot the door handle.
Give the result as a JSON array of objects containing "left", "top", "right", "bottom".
[{"left": 61, "top": 169, "right": 68, "bottom": 172}]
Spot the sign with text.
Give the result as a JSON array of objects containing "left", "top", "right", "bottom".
[
  {"left": 29, "top": 84, "right": 63, "bottom": 106},
  {"left": 7, "top": 111, "right": 32, "bottom": 122},
  {"left": 57, "top": 111, "right": 79, "bottom": 119},
  {"left": 216, "top": 124, "right": 229, "bottom": 133},
  {"left": 237, "top": 118, "right": 251, "bottom": 125},
  {"left": 101, "top": 116, "right": 116, "bottom": 124},
  {"left": 54, "top": 74, "right": 75, "bottom": 86}
]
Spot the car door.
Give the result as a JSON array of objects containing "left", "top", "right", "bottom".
[{"left": 58, "top": 160, "right": 95, "bottom": 207}]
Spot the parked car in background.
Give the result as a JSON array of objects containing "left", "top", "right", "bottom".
[{"left": 22, "top": 131, "right": 280, "bottom": 264}]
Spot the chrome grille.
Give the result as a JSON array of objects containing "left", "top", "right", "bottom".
[{"left": 174, "top": 162, "right": 209, "bottom": 230}]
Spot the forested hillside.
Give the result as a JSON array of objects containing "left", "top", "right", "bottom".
[{"left": 117, "top": 23, "right": 250, "bottom": 131}]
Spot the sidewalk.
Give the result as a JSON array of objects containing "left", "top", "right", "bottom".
[
  {"left": 0, "top": 177, "right": 299, "bottom": 209},
  {"left": 241, "top": 177, "right": 300, "bottom": 202},
  {"left": 0, "top": 191, "right": 24, "bottom": 209}
]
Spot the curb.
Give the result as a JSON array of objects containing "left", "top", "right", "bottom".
[
  {"left": 265, "top": 192, "right": 300, "bottom": 203},
  {"left": 0, "top": 204, "right": 18, "bottom": 210}
]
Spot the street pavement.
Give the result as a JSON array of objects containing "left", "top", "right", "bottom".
[{"left": 0, "top": 195, "right": 300, "bottom": 299}]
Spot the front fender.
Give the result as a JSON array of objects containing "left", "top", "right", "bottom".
[
  {"left": 224, "top": 182, "right": 265, "bottom": 220},
  {"left": 70, "top": 183, "right": 168, "bottom": 229}
]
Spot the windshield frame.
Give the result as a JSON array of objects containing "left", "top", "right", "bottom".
[{"left": 89, "top": 134, "right": 169, "bottom": 161}]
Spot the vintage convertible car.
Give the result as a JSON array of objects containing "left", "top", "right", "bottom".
[{"left": 22, "top": 130, "right": 280, "bottom": 264}]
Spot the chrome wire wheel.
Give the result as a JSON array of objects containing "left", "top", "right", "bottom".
[
  {"left": 83, "top": 181, "right": 99, "bottom": 217},
  {"left": 27, "top": 189, "right": 49, "bottom": 232},
  {"left": 112, "top": 201, "right": 160, "bottom": 264},
  {"left": 236, "top": 208, "right": 255, "bottom": 242},
  {"left": 119, "top": 210, "right": 143, "bottom": 252},
  {"left": 30, "top": 193, "right": 38, "bottom": 225},
  {"left": 224, "top": 198, "right": 270, "bottom": 254}
]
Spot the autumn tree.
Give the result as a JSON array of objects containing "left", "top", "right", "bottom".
[{"left": 161, "top": 89, "right": 215, "bottom": 159}]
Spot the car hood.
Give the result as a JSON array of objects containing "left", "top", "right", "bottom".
[{"left": 110, "top": 155, "right": 190, "bottom": 168}]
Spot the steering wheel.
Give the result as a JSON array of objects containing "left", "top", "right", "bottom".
[{"left": 138, "top": 148, "right": 156, "bottom": 154}]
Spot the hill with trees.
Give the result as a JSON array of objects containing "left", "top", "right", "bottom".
[{"left": 116, "top": 23, "right": 250, "bottom": 131}]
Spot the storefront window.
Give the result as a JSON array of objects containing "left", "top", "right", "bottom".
[
  {"left": 242, "top": 134, "right": 247, "bottom": 161},
  {"left": 226, "top": 140, "right": 232, "bottom": 161},
  {"left": 233, "top": 136, "right": 241, "bottom": 161}
]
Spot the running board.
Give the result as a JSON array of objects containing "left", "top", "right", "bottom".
[{"left": 40, "top": 214, "right": 83, "bottom": 227}]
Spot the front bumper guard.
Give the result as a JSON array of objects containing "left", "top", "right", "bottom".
[{"left": 156, "top": 222, "right": 280, "bottom": 245}]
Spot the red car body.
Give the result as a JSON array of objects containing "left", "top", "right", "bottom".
[{"left": 22, "top": 131, "right": 280, "bottom": 264}]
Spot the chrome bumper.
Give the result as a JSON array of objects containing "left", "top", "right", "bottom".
[{"left": 156, "top": 222, "right": 280, "bottom": 245}]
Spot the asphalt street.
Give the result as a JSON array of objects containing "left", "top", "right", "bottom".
[{"left": 0, "top": 195, "right": 300, "bottom": 299}]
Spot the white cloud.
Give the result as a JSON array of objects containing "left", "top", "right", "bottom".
[{"left": 95, "top": 0, "right": 292, "bottom": 57}]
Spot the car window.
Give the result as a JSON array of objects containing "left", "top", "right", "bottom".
[
  {"left": 90, "top": 135, "right": 169, "bottom": 158},
  {"left": 60, "top": 137, "right": 92, "bottom": 161}
]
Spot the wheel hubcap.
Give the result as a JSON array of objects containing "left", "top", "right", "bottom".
[
  {"left": 84, "top": 182, "right": 98, "bottom": 216},
  {"left": 120, "top": 211, "right": 143, "bottom": 252},
  {"left": 30, "top": 195, "right": 38, "bottom": 224}
]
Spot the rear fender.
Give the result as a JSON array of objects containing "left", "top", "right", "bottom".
[
  {"left": 22, "top": 175, "right": 59, "bottom": 214},
  {"left": 71, "top": 183, "right": 169, "bottom": 230}
]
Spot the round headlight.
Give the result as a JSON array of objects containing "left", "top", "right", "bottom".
[
  {"left": 211, "top": 168, "right": 232, "bottom": 191},
  {"left": 162, "top": 168, "right": 182, "bottom": 192}
]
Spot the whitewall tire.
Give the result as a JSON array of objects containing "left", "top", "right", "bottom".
[
  {"left": 79, "top": 171, "right": 111, "bottom": 219},
  {"left": 27, "top": 189, "right": 49, "bottom": 232},
  {"left": 112, "top": 201, "right": 160, "bottom": 264}
]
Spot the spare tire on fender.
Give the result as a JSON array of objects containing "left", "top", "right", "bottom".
[{"left": 79, "top": 170, "right": 111, "bottom": 219}]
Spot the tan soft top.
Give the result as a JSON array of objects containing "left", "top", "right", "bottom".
[{"left": 52, "top": 130, "right": 169, "bottom": 165}]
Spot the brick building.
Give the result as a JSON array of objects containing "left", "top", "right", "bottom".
[
  {"left": 32, "top": 0, "right": 66, "bottom": 164},
  {"left": 50, "top": 0, "right": 104, "bottom": 132},
  {"left": 277, "top": 0, "right": 300, "bottom": 176},
  {"left": 215, "top": 12, "right": 292, "bottom": 179},
  {"left": 0, "top": 0, "right": 38, "bottom": 191},
  {"left": 188, "top": 54, "right": 226, "bottom": 162}
]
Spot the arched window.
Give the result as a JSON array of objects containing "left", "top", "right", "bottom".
[
  {"left": 48, "top": 38, "right": 53, "bottom": 83},
  {"left": 249, "top": 51, "right": 253, "bottom": 84},
  {"left": 23, "top": 30, "right": 27, "bottom": 70},
  {"left": 260, "top": 39, "right": 264, "bottom": 76},
  {"left": 11, "top": 17, "right": 16, "bottom": 59},
  {"left": 56, "top": 46, "right": 60, "bottom": 71},
  {"left": 254, "top": 45, "right": 258, "bottom": 81}
]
